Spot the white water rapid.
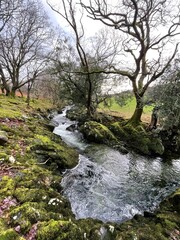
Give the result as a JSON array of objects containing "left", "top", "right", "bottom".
[{"left": 53, "top": 107, "right": 180, "bottom": 223}]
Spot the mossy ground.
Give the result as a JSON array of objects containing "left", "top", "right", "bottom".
[
  {"left": 0, "top": 95, "right": 179, "bottom": 239},
  {"left": 0, "top": 95, "right": 80, "bottom": 239}
]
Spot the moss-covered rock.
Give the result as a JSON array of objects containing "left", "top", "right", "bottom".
[
  {"left": 159, "top": 188, "right": 180, "bottom": 213},
  {"left": 77, "top": 219, "right": 116, "bottom": 240},
  {"left": 80, "top": 121, "right": 117, "bottom": 144},
  {"left": 14, "top": 187, "right": 48, "bottom": 203},
  {"left": 37, "top": 219, "right": 83, "bottom": 240},
  {"left": 148, "top": 136, "right": 164, "bottom": 155},
  {"left": 0, "top": 130, "right": 8, "bottom": 145},
  {"left": 31, "top": 134, "right": 79, "bottom": 170},
  {"left": 111, "top": 122, "right": 164, "bottom": 155},
  {"left": 37, "top": 218, "right": 116, "bottom": 240},
  {"left": 66, "top": 106, "right": 87, "bottom": 122}
]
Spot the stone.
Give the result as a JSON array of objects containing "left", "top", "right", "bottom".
[
  {"left": 66, "top": 124, "right": 77, "bottom": 132},
  {"left": 80, "top": 121, "right": 117, "bottom": 144},
  {"left": 0, "top": 131, "right": 8, "bottom": 145},
  {"left": 9, "top": 156, "right": 16, "bottom": 164}
]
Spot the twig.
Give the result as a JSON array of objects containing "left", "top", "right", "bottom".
[{"left": 37, "top": 158, "right": 51, "bottom": 165}]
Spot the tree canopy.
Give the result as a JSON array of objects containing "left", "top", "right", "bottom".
[
  {"left": 0, "top": 0, "right": 52, "bottom": 96},
  {"left": 80, "top": 0, "right": 180, "bottom": 125}
]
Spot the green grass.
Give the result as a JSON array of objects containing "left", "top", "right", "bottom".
[
  {"left": 98, "top": 97, "right": 153, "bottom": 122},
  {"left": 0, "top": 95, "right": 54, "bottom": 119}
]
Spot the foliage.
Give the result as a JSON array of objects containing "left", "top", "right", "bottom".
[
  {"left": 55, "top": 63, "right": 104, "bottom": 111},
  {"left": 114, "top": 90, "right": 133, "bottom": 107},
  {"left": 50, "top": 32, "right": 110, "bottom": 117},
  {"left": 147, "top": 69, "right": 180, "bottom": 129}
]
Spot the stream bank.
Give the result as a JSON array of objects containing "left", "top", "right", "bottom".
[
  {"left": 0, "top": 97, "right": 179, "bottom": 240},
  {"left": 54, "top": 107, "right": 180, "bottom": 239}
]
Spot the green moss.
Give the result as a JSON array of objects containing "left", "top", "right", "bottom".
[
  {"left": 80, "top": 121, "right": 117, "bottom": 144},
  {"left": 0, "top": 229, "right": 25, "bottom": 240},
  {"left": 0, "top": 219, "right": 7, "bottom": 232},
  {"left": 9, "top": 202, "right": 48, "bottom": 234},
  {"left": 110, "top": 122, "right": 165, "bottom": 155},
  {"left": 29, "top": 98, "right": 53, "bottom": 111},
  {"left": 111, "top": 123, "right": 149, "bottom": 154},
  {"left": 77, "top": 219, "right": 115, "bottom": 240},
  {"left": 0, "top": 176, "right": 16, "bottom": 200},
  {"left": 14, "top": 187, "right": 48, "bottom": 203},
  {"left": 35, "top": 134, "right": 53, "bottom": 145},
  {"left": 14, "top": 164, "right": 62, "bottom": 191},
  {"left": 110, "top": 122, "right": 128, "bottom": 139},
  {"left": 0, "top": 124, "right": 13, "bottom": 133},
  {"left": 157, "top": 213, "right": 180, "bottom": 225},
  {"left": 32, "top": 134, "right": 79, "bottom": 170},
  {"left": 37, "top": 219, "right": 83, "bottom": 240},
  {"left": 0, "top": 152, "right": 9, "bottom": 161},
  {"left": 149, "top": 137, "right": 164, "bottom": 155},
  {"left": 116, "top": 219, "right": 169, "bottom": 240},
  {"left": 164, "top": 219, "right": 177, "bottom": 230},
  {"left": 0, "top": 107, "right": 22, "bottom": 119}
]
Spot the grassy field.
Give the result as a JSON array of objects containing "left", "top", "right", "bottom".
[
  {"left": 0, "top": 95, "right": 54, "bottom": 119},
  {"left": 98, "top": 97, "right": 153, "bottom": 123}
]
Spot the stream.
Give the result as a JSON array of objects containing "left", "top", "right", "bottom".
[{"left": 53, "top": 107, "right": 180, "bottom": 223}]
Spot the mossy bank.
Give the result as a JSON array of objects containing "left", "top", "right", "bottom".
[{"left": 0, "top": 95, "right": 179, "bottom": 240}]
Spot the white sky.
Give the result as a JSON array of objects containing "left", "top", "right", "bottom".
[
  {"left": 41, "top": 0, "right": 104, "bottom": 37},
  {"left": 41, "top": 0, "right": 180, "bottom": 93}
]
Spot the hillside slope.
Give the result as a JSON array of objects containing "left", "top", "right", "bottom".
[{"left": 0, "top": 95, "right": 179, "bottom": 240}]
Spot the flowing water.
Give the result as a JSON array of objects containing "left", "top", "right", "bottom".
[{"left": 53, "top": 107, "right": 180, "bottom": 223}]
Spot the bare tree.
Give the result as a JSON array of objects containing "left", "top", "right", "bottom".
[
  {"left": 47, "top": 0, "right": 120, "bottom": 117},
  {"left": 0, "top": 0, "right": 22, "bottom": 94},
  {"left": 0, "top": 0, "right": 21, "bottom": 32},
  {"left": 0, "top": 0, "right": 52, "bottom": 96},
  {"left": 80, "top": 0, "right": 180, "bottom": 125}
]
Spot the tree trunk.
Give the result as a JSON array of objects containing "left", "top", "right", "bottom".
[
  {"left": 26, "top": 85, "right": 30, "bottom": 107},
  {"left": 147, "top": 107, "right": 158, "bottom": 130},
  {"left": 18, "top": 89, "right": 23, "bottom": 98},
  {"left": 87, "top": 104, "right": 95, "bottom": 118},
  {"left": 10, "top": 87, "right": 17, "bottom": 97},
  {"left": 128, "top": 96, "right": 143, "bottom": 126},
  {"left": 5, "top": 88, "right": 10, "bottom": 96},
  {"left": 0, "top": 64, "right": 10, "bottom": 95},
  {"left": 86, "top": 74, "right": 94, "bottom": 117}
]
